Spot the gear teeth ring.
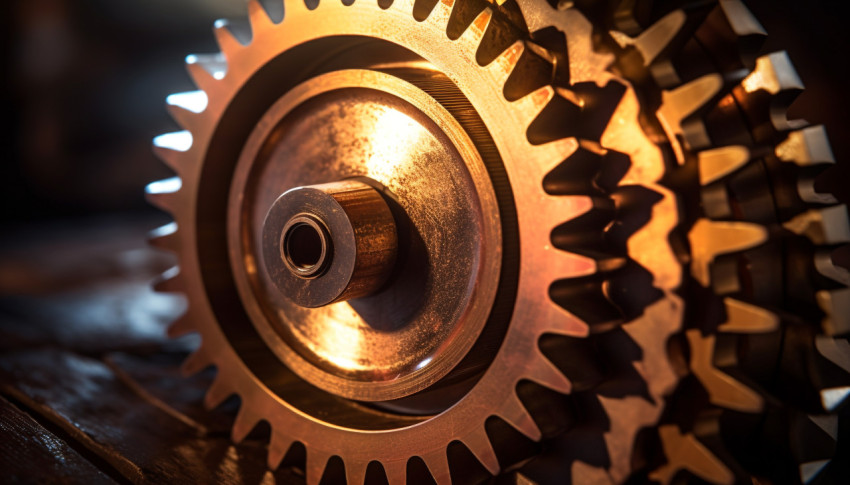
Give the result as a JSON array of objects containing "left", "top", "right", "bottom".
[
  {"left": 147, "top": 0, "right": 672, "bottom": 482},
  {"left": 148, "top": 0, "right": 850, "bottom": 483}
]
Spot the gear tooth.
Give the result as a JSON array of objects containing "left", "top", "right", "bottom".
[
  {"left": 797, "top": 177, "right": 838, "bottom": 205},
  {"left": 499, "top": 392, "right": 541, "bottom": 441},
  {"left": 204, "top": 374, "right": 233, "bottom": 409},
  {"left": 388, "top": 0, "right": 415, "bottom": 14},
  {"left": 742, "top": 51, "right": 804, "bottom": 95},
  {"left": 152, "top": 145, "right": 192, "bottom": 176},
  {"left": 541, "top": 194, "right": 595, "bottom": 229},
  {"left": 424, "top": 0, "right": 452, "bottom": 28},
  {"left": 718, "top": 298, "right": 779, "bottom": 334},
  {"left": 267, "top": 431, "right": 295, "bottom": 469},
  {"left": 214, "top": 19, "right": 251, "bottom": 59},
  {"left": 181, "top": 348, "right": 213, "bottom": 376},
  {"left": 455, "top": 7, "right": 492, "bottom": 54},
  {"left": 817, "top": 288, "right": 850, "bottom": 336},
  {"left": 145, "top": 176, "right": 182, "bottom": 194},
  {"left": 687, "top": 330, "right": 763, "bottom": 413},
  {"left": 610, "top": 10, "right": 686, "bottom": 66},
  {"left": 546, "top": 247, "right": 598, "bottom": 281},
  {"left": 815, "top": 250, "right": 850, "bottom": 285},
  {"left": 231, "top": 405, "right": 261, "bottom": 443},
  {"left": 800, "top": 460, "right": 831, "bottom": 483},
  {"left": 512, "top": 86, "right": 555, "bottom": 131},
  {"left": 809, "top": 414, "right": 839, "bottom": 441},
  {"left": 718, "top": 0, "right": 767, "bottom": 65},
  {"left": 688, "top": 218, "right": 768, "bottom": 287},
  {"left": 776, "top": 125, "right": 835, "bottom": 166},
  {"left": 540, "top": 300, "right": 590, "bottom": 338},
  {"left": 719, "top": 0, "right": 767, "bottom": 37},
  {"left": 149, "top": 222, "right": 179, "bottom": 252},
  {"left": 650, "top": 424, "right": 734, "bottom": 485},
  {"left": 462, "top": 427, "right": 500, "bottom": 475},
  {"left": 657, "top": 74, "right": 723, "bottom": 142},
  {"left": 815, "top": 336, "right": 850, "bottom": 373},
  {"left": 185, "top": 53, "right": 225, "bottom": 91},
  {"left": 559, "top": 8, "right": 614, "bottom": 85},
  {"left": 344, "top": 460, "right": 368, "bottom": 485},
  {"left": 741, "top": 52, "right": 806, "bottom": 133},
  {"left": 821, "top": 387, "right": 850, "bottom": 412},
  {"left": 422, "top": 450, "right": 451, "bottom": 485},
  {"left": 153, "top": 130, "right": 193, "bottom": 154},
  {"left": 248, "top": 0, "right": 278, "bottom": 31},
  {"left": 485, "top": 40, "right": 524, "bottom": 86},
  {"left": 145, "top": 177, "right": 183, "bottom": 213},
  {"left": 527, "top": 346, "right": 573, "bottom": 392},
  {"left": 698, "top": 146, "right": 750, "bottom": 186},
  {"left": 305, "top": 449, "right": 332, "bottom": 485},
  {"left": 166, "top": 104, "right": 203, "bottom": 136},
  {"left": 783, "top": 205, "right": 850, "bottom": 245},
  {"left": 528, "top": 137, "right": 580, "bottom": 177},
  {"left": 382, "top": 460, "right": 407, "bottom": 485},
  {"left": 153, "top": 265, "right": 183, "bottom": 293},
  {"left": 166, "top": 91, "right": 208, "bottom": 115}
]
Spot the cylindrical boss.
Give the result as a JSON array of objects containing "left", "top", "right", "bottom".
[{"left": 262, "top": 180, "right": 398, "bottom": 308}]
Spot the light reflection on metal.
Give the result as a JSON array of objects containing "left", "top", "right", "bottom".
[
  {"left": 166, "top": 91, "right": 209, "bottom": 113},
  {"left": 152, "top": 132, "right": 192, "bottom": 152}
]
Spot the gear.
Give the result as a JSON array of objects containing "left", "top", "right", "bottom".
[{"left": 147, "top": 0, "right": 849, "bottom": 483}]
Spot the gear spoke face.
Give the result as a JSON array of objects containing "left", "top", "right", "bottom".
[{"left": 148, "top": 0, "right": 848, "bottom": 483}]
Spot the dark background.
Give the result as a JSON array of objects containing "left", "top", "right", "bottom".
[{"left": 1, "top": 0, "right": 238, "bottom": 224}]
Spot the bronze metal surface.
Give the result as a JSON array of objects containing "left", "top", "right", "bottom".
[{"left": 227, "top": 69, "right": 502, "bottom": 401}]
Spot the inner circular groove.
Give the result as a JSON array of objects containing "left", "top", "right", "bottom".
[{"left": 281, "top": 216, "right": 328, "bottom": 277}]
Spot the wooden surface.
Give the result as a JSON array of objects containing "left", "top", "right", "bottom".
[{"left": 0, "top": 214, "right": 306, "bottom": 484}]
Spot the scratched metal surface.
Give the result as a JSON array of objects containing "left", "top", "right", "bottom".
[{"left": 0, "top": 214, "right": 306, "bottom": 484}]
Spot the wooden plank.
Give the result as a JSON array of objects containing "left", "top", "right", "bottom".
[
  {"left": 105, "top": 351, "right": 236, "bottom": 435},
  {"left": 0, "top": 395, "right": 116, "bottom": 484},
  {"left": 0, "top": 349, "right": 304, "bottom": 484}
]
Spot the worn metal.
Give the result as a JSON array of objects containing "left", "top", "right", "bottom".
[{"left": 262, "top": 180, "right": 398, "bottom": 307}]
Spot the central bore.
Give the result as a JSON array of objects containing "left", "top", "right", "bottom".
[{"left": 281, "top": 215, "right": 329, "bottom": 278}]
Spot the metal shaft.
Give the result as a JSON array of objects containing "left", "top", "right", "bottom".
[{"left": 262, "top": 179, "right": 398, "bottom": 308}]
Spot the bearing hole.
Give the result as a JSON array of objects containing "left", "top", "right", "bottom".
[{"left": 283, "top": 221, "right": 325, "bottom": 274}]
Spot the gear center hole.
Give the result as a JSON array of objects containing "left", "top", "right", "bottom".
[{"left": 282, "top": 217, "right": 328, "bottom": 277}]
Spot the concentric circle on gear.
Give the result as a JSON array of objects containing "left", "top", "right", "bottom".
[{"left": 227, "top": 68, "right": 504, "bottom": 401}]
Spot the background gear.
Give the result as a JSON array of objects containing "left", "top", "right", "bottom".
[{"left": 148, "top": 0, "right": 850, "bottom": 483}]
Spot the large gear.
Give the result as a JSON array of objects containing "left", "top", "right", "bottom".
[{"left": 147, "top": 0, "right": 849, "bottom": 483}]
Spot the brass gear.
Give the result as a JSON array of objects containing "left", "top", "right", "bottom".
[
  {"left": 509, "top": 0, "right": 850, "bottom": 482},
  {"left": 147, "top": 0, "right": 849, "bottom": 483}
]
